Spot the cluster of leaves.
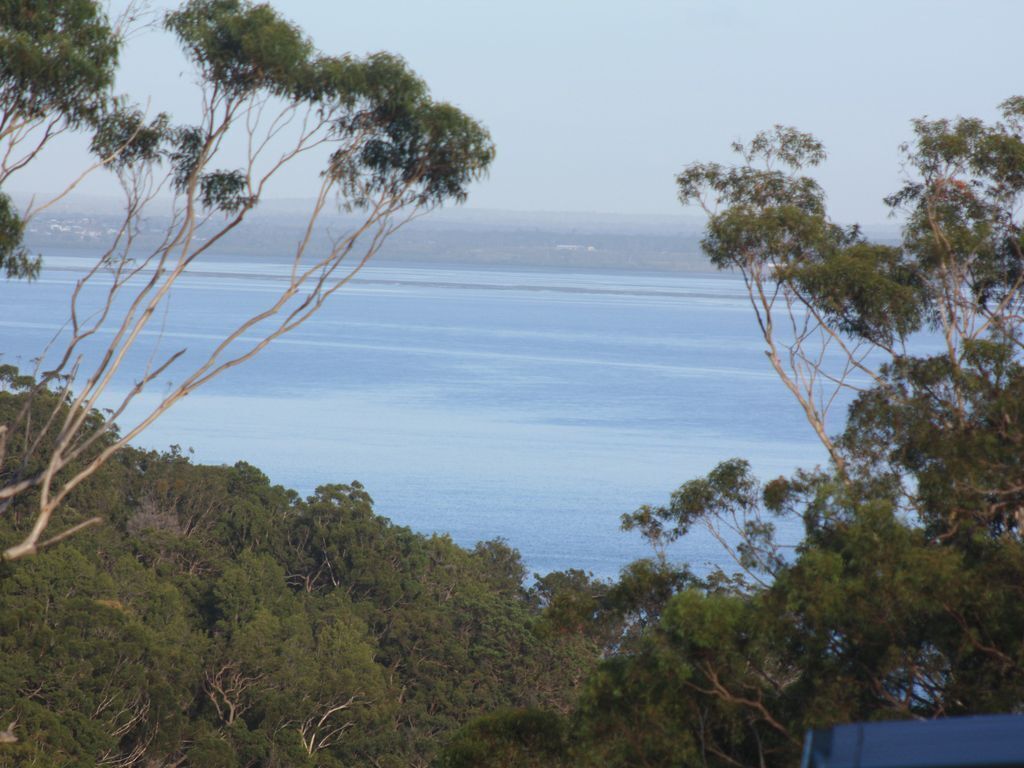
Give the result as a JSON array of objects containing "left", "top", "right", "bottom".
[
  {"left": 0, "top": 192, "right": 35, "bottom": 279},
  {"left": 0, "top": 0, "right": 123, "bottom": 279},
  {"left": 103, "top": 0, "right": 497, "bottom": 217},
  {"left": 0, "top": 0, "right": 119, "bottom": 126},
  {"left": 0, "top": 417, "right": 598, "bottom": 767}
]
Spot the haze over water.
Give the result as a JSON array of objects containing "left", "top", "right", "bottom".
[{"left": 0, "top": 251, "right": 831, "bottom": 578}]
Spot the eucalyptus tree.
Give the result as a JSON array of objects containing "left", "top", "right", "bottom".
[
  {"left": 0, "top": 0, "right": 495, "bottom": 561},
  {"left": 676, "top": 127, "right": 926, "bottom": 472},
  {"left": 571, "top": 98, "right": 1024, "bottom": 766},
  {"left": 436, "top": 99, "right": 1024, "bottom": 768},
  {"left": 0, "top": 0, "right": 129, "bottom": 278},
  {"left": 677, "top": 100, "right": 1024, "bottom": 529}
]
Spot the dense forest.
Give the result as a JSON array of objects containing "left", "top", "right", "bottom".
[
  {"left": 4, "top": 0, "right": 1024, "bottom": 766},
  {"left": 0, "top": 394, "right": 598, "bottom": 766}
]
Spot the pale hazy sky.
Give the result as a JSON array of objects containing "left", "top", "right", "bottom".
[{"left": 11, "top": 0, "right": 1024, "bottom": 225}]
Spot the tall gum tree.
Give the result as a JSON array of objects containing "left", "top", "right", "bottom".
[
  {"left": 577, "top": 98, "right": 1024, "bottom": 766},
  {"left": 0, "top": 0, "right": 495, "bottom": 561},
  {"left": 0, "top": 0, "right": 129, "bottom": 278},
  {"left": 677, "top": 101, "right": 1024, "bottom": 532}
]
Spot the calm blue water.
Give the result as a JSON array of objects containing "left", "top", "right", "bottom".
[{"left": 0, "top": 251, "right": 834, "bottom": 578}]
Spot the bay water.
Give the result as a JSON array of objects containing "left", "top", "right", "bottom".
[{"left": 0, "top": 251, "right": 832, "bottom": 579}]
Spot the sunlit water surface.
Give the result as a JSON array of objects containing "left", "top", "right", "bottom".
[{"left": 1, "top": 251, "right": 839, "bottom": 578}]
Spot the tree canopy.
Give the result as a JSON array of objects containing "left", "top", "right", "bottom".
[
  {"left": 0, "top": 0, "right": 122, "bottom": 278},
  {"left": 0, "top": 0, "right": 495, "bottom": 561},
  {"left": 0, "top": 403, "right": 592, "bottom": 764},
  {"left": 438, "top": 99, "right": 1024, "bottom": 766}
]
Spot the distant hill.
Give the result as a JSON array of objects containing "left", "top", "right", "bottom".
[{"left": 19, "top": 196, "right": 900, "bottom": 272}]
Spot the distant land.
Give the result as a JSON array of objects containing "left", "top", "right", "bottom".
[{"left": 19, "top": 195, "right": 902, "bottom": 272}]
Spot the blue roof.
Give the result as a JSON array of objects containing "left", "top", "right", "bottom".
[{"left": 801, "top": 714, "right": 1024, "bottom": 768}]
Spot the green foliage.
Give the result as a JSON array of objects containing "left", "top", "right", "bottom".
[
  {"left": 882, "top": 100, "right": 1024, "bottom": 328},
  {"left": 0, "top": 1, "right": 120, "bottom": 280},
  {"left": 0, "top": 546, "right": 200, "bottom": 765},
  {"left": 0, "top": 192, "right": 36, "bottom": 279},
  {"left": 842, "top": 341, "right": 1024, "bottom": 539},
  {"left": 679, "top": 128, "right": 927, "bottom": 350},
  {"left": 89, "top": 106, "right": 169, "bottom": 172},
  {"left": 0, "top": 411, "right": 588, "bottom": 765},
  {"left": 162, "top": 0, "right": 495, "bottom": 215},
  {"left": 436, "top": 708, "right": 569, "bottom": 768},
  {"left": 791, "top": 240, "right": 926, "bottom": 347},
  {"left": 166, "top": 0, "right": 314, "bottom": 98},
  {"left": 0, "top": 0, "right": 119, "bottom": 126}
]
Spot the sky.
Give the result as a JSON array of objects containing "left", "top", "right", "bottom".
[{"left": 10, "top": 0, "right": 1024, "bottom": 226}]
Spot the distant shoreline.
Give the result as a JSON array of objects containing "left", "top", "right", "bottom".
[
  {"left": 22, "top": 203, "right": 900, "bottom": 274},
  {"left": 25, "top": 237, "right": 715, "bottom": 273}
]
